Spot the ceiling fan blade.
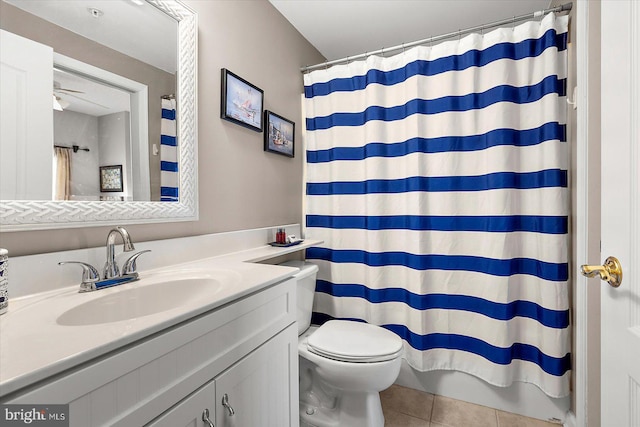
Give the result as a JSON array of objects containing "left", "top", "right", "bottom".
[
  {"left": 53, "top": 81, "right": 85, "bottom": 94},
  {"left": 58, "top": 88, "right": 85, "bottom": 94}
]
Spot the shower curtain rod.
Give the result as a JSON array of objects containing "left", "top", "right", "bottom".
[
  {"left": 54, "top": 144, "right": 90, "bottom": 153},
  {"left": 300, "top": 2, "right": 572, "bottom": 72}
]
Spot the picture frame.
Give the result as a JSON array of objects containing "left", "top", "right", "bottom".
[
  {"left": 99, "top": 165, "right": 123, "bottom": 192},
  {"left": 221, "top": 68, "right": 264, "bottom": 132},
  {"left": 264, "top": 110, "right": 295, "bottom": 158}
]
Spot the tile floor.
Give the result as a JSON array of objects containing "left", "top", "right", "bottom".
[{"left": 380, "top": 385, "right": 561, "bottom": 427}]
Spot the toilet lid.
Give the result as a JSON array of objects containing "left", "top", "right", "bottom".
[{"left": 307, "top": 320, "right": 403, "bottom": 362}]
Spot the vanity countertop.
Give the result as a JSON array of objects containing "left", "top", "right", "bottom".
[{"left": 0, "top": 239, "right": 322, "bottom": 398}]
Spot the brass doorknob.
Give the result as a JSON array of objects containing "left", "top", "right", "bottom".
[{"left": 580, "top": 256, "right": 623, "bottom": 288}]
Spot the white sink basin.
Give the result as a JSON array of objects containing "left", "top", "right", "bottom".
[{"left": 57, "top": 273, "right": 228, "bottom": 326}]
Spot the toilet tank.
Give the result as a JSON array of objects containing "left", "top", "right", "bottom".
[{"left": 279, "top": 260, "right": 318, "bottom": 335}]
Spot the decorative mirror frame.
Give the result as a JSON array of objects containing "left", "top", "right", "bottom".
[{"left": 0, "top": 0, "right": 198, "bottom": 232}]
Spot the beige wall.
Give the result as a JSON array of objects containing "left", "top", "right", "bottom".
[
  {"left": 0, "top": 0, "right": 325, "bottom": 256},
  {"left": 0, "top": 1, "right": 176, "bottom": 201}
]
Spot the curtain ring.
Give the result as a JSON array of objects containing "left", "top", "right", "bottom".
[
  {"left": 324, "top": 61, "right": 328, "bottom": 70},
  {"left": 380, "top": 47, "right": 385, "bottom": 57},
  {"left": 402, "top": 42, "right": 406, "bottom": 54},
  {"left": 512, "top": 16, "right": 516, "bottom": 30}
]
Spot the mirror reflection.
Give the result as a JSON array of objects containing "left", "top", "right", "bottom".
[
  {"left": 53, "top": 67, "right": 136, "bottom": 201},
  {"left": 0, "top": 0, "right": 178, "bottom": 202}
]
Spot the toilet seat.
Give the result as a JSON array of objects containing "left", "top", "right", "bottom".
[{"left": 307, "top": 320, "right": 403, "bottom": 363}]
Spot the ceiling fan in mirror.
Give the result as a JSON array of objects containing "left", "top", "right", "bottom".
[{"left": 53, "top": 80, "right": 109, "bottom": 111}]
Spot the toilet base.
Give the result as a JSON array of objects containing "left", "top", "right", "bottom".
[{"left": 299, "top": 390, "right": 385, "bottom": 427}]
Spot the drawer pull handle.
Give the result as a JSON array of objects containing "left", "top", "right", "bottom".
[
  {"left": 222, "top": 393, "right": 235, "bottom": 416},
  {"left": 202, "top": 408, "right": 215, "bottom": 427}
]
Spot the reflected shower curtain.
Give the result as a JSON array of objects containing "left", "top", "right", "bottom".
[
  {"left": 304, "top": 13, "right": 570, "bottom": 397},
  {"left": 161, "top": 97, "right": 178, "bottom": 201},
  {"left": 54, "top": 147, "right": 71, "bottom": 200}
]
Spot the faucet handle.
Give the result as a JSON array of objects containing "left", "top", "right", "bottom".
[
  {"left": 121, "top": 250, "right": 151, "bottom": 276},
  {"left": 58, "top": 261, "right": 100, "bottom": 292}
]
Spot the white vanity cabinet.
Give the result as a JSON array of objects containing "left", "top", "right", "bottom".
[
  {"left": 149, "top": 325, "right": 297, "bottom": 427},
  {"left": 147, "top": 380, "right": 216, "bottom": 427},
  {"left": 213, "top": 325, "right": 297, "bottom": 427},
  {"left": 5, "top": 278, "right": 299, "bottom": 427}
]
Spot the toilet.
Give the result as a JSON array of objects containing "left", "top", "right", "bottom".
[{"left": 281, "top": 261, "right": 403, "bottom": 427}]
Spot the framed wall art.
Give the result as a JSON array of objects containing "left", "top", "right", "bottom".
[
  {"left": 264, "top": 111, "right": 295, "bottom": 158},
  {"left": 221, "top": 68, "right": 264, "bottom": 132},
  {"left": 99, "top": 165, "right": 123, "bottom": 192}
]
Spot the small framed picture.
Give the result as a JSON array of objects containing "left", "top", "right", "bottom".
[
  {"left": 221, "top": 68, "right": 264, "bottom": 132},
  {"left": 100, "top": 165, "right": 123, "bottom": 192},
  {"left": 264, "top": 111, "right": 295, "bottom": 158}
]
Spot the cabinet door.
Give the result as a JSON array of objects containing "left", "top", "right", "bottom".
[
  {"left": 215, "top": 324, "right": 299, "bottom": 427},
  {"left": 146, "top": 380, "right": 216, "bottom": 427}
]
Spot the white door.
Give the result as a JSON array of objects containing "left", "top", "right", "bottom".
[
  {"left": 0, "top": 30, "right": 53, "bottom": 200},
  {"left": 599, "top": 1, "right": 640, "bottom": 425}
]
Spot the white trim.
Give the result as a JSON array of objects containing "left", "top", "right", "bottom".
[
  {"left": 631, "top": 0, "right": 640, "bottom": 330},
  {"left": 574, "top": 0, "right": 590, "bottom": 426},
  {"left": 564, "top": 410, "right": 577, "bottom": 427},
  {"left": 301, "top": 93, "right": 308, "bottom": 238},
  {"left": 131, "top": 86, "right": 150, "bottom": 201}
]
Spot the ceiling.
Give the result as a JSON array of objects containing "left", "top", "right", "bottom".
[
  {"left": 269, "top": 0, "right": 554, "bottom": 63},
  {"left": 6, "top": 0, "right": 177, "bottom": 116},
  {"left": 5, "top": 0, "right": 177, "bottom": 73},
  {"left": 54, "top": 68, "right": 130, "bottom": 117}
]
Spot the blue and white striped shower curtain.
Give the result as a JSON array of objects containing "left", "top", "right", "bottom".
[
  {"left": 161, "top": 97, "right": 178, "bottom": 202},
  {"left": 304, "top": 13, "right": 570, "bottom": 398}
]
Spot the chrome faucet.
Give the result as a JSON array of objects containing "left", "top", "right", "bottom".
[
  {"left": 59, "top": 226, "right": 150, "bottom": 292},
  {"left": 103, "top": 226, "right": 135, "bottom": 279}
]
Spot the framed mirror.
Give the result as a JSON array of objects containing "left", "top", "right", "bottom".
[{"left": 0, "top": 0, "right": 197, "bottom": 231}]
